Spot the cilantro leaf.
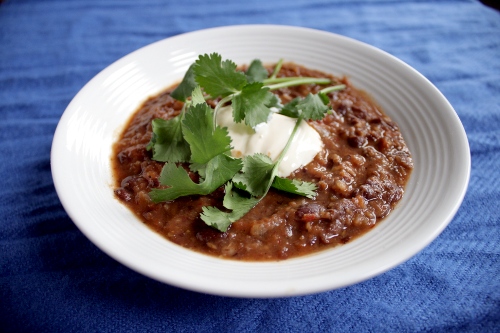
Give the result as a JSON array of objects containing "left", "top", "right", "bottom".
[
  {"left": 232, "top": 153, "right": 275, "bottom": 197},
  {"left": 271, "top": 177, "right": 317, "bottom": 199},
  {"left": 232, "top": 83, "right": 275, "bottom": 128},
  {"left": 201, "top": 182, "right": 260, "bottom": 232},
  {"left": 147, "top": 117, "right": 191, "bottom": 163},
  {"left": 278, "top": 94, "right": 329, "bottom": 120},
  {"left": 200, "top": 206, "right": 234, "bottom": 233},
  {"left": 194, "top": 53, "right": 247, "bottom": 97},
  {"left": 296, "top": 93, "right": 329, "bottom": 120},
  {"left": 171, "top": 64, "right": 197, "bottom": 102},
  {"left": 190, "top": 85, "right": 206, "bottom": 105},
  {"left": 279, "top": 97, "right": 301, "bottom": 118},
  {"left": 189, "top": 162, "right": 206, "bottom": 179},
  {"left": 149, "top": 154, "right": 242, "bottom": 202},
  {"left": 182, "top": 102, "right": 232, "bottom": 164},
  {"left": 265, "top": 93, "right": 281, "bottom": 109},
  {"left": 246, "top": 59, "right": 269, "bottom": 83}
]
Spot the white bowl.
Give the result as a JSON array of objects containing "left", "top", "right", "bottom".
[{"left": 51, "top": 25, "right": 470, "bottom": 298}]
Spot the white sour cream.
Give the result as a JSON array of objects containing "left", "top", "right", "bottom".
[{"left": 216, "top": 106, "right": 323, "bottom": 177}]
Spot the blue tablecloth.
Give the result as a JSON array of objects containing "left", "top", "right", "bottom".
[{"left": 1, "top": 0, "right": 499, "bottom": 331}]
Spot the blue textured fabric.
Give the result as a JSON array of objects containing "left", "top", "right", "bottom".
[{"left": 1, "top": 0, "right": 499, "bottom": 331}]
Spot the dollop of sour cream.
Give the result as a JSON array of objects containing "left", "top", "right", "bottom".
[{"left": 216, "top": 106, "right": 323, "bottom": 177}]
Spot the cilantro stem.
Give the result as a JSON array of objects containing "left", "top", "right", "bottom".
[
  {"left": 263, "top": 77, "right": 325, "bottom": 84},
  {"left": 320, "top": 84, "right": 346, "bottom": 94},
  {"left": 266, "top": 78, "right": 331, "bottom": 91},
  {"left": 264, "top": 115, "right": 305, "bottom": 195},
  {"left": 257, "top": 114, "right": 315, "bottom": 210},
  {"left": 270, "top": 58, "right": 283, "bottom": 79},
  {"left": 275, "top": 115, "right": 304, "bottom": 168},
  {"left": 213, "top": 94, "right": 235, "bottom": 130}
]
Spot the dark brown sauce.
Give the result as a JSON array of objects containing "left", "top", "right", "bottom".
[{"left": 112, "top": 63, "right": 413, "bottom": 261}]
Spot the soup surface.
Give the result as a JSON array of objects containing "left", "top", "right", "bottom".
[{"left": 113, "top": 63, "right": 413, "bottom": 261}]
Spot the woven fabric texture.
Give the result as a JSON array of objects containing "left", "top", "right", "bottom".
[{"left": 1, "top": 0, "right": 499, "bottom": 331}]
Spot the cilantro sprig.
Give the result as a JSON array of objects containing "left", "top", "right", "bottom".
[
  {"left": 200, "top": 109, "right": 324, "bottom": 231},
  {"left": 147, "top": 53, "right": 345, "bottom": 231}
]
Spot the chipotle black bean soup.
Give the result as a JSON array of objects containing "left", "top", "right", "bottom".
[{"left": 113, "top": 63, "right": 413, "bottom": 261}]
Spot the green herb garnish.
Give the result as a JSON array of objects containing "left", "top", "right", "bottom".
[{"left": 147, "top": 53, "right": 345, "bottom": 231}]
